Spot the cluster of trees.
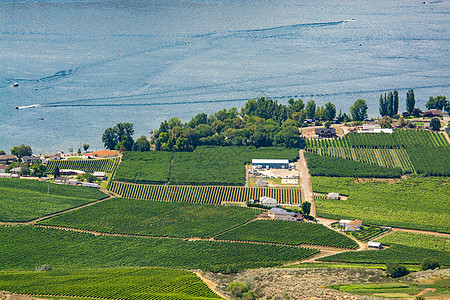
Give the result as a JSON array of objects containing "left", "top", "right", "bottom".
[
  {"left": 10, "top": 144, "right": 32, "bottom": 158},
  {"left": 379, "top": 90, "right": 399, "bottom": 117},
  {"left": 426, "top": 95, "right": 449, "bottom": 111},
  {"left": 101, "top": 97, "right": 373, "bottom": 152}
]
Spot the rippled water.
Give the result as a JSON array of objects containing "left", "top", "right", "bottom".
[{"left": 0, "top": 0, "right": 448, "bottom": 153}]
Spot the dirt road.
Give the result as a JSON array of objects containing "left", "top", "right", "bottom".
[{"left": 297, "top": 149, "right": 317, "bottom": 217}]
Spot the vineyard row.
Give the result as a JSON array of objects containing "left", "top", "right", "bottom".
[
  {"left": 46, "top": 158, "right": 121, "bottom": 173},
  {"left": 109, "top": 181, "right": 302, "bottom": 205}
]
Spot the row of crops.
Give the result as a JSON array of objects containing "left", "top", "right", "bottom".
[
  {"left": 114, "top": 146, "right": 299, "bottom": 186},
  {"left": 46, "top": 158, "right": 120, "bottom": 173},
  {"left": 109, "top": 181, "right": 302, "bottom": 205},
  {"left": 0, "top": 226, "right": 318, "bottom": 272},
  {"left": 306, "top": 129, "right": 450, "bottom": 176},
  {"left": 307, "top": 147, "right": 414, "bottom": 173},
  {"left": 0, "top": 268, "right": 221, "bottom": 300},
  {"left": 376, "top": 232, "right": 449, "bottom": 252},
  {"left": 215, "top": 220, "right": 358, "bottom": 249}
]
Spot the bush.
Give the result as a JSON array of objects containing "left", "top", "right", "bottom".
[
  {"left": 35, "top": 264, "right": 52, "bottom": 271},
  {"left": 385, "top": 263, "right": 409, "bottom": 278},
  {"left": 242, "top": 290, "right": 257, "bottom": 300},
  {"left": 420, "top": 257, "right": 440, "bottom": 271},
  {"left": 227, "top": 282, "right": 249, "bottom": 297}
]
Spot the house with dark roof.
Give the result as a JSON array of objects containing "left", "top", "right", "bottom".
[
  {"left": 314, "top": 128, "right": 336, "bottom": 138},
  {"left": 21, "top": 156, "right": 41, "bottom": 164},
  {"left": 0, "top": 155, "right": 18, "bottom": 165}
]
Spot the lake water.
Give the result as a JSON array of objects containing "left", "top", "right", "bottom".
[{"left": 0, "top": 0, "right": 448, "bottom": 154}]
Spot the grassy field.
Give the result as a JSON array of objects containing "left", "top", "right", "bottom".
[
  {"left": 312, "top": 176, "right": 450, "bottom": 233},
  {"left": 376, "top": 231, "right": 450, "bottom": 252},
  {"left": 109, "top": 181, "right": 302, "bottom": 205},
  {"left": 0, "top": 268, "right": 221, "bottom": 300},
  {"left": 0, "top": 178, "right": 107, "bottom": 222},
  {"left": 39, "top": 198, "right": 260, "bottom": 238},
  {"left": 0, "top": 226, "right": 318, "bottom": 272},
  {"left": 215, "top": 220, "right": 358, "bottom": 249},
  {"left": 317, "top": 244, "right": 450, "bottom": 265}
]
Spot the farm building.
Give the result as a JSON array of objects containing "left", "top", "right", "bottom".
[
  {"left": 252, "top": 159, "right": 289, "bottom": 169},
  {"left": 9, "top": 167, "right": 21, "bottom": 175},
  {"left": 327, "top": 192, "right": 340, "bottom": 200},
  {"left": 315, "top": 128, "right": 336, "bottom": 138},
  {"left": 368, "top": 241, "right": 382, "bottom": 249},
  {"left": 82, "top": 182, "right": 99, "bottom": 188},
  {"left": 339, "top": 220, "right": 352, "bottom": 228},
  {"left": 0, "top": 155, "right": 18, "bottom": 165},
  {"left": 60, "top": 169, "right": 85, "bottom": 176},
  {"left": 268, "top": 208, "right": 303, "bottom": 222},
  {"left": 260, "top": 196, "right": 278, "bottom": 207},
  {"left": 360, "top": 124, "right": 393, "bottom": 134},
  {"left": 93, "top": 171, "right": 107, "bottom": 180},
  {"left": 54, "top": 177, "right": 70, "bottom": 184},
  {"left": 346, "top": 219, "right": 363, "bottom": 231},
  {"left": 423, "top": 109, "right": 449, "bottom": 117}
]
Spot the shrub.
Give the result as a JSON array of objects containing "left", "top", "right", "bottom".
[
  {"left": 227, "top": 282, "right": 249, "bottom": 297},
  {"left": 385, "top": 263, "right": 409, "bottom": 278},
  {"left": 242, "top": 290, "right": 257, "bottom": 300},
  {"left": 420, "top": 257, "right": 440, "bottom": 271}
]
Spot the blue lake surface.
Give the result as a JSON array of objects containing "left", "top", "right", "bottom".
[{"left": 0, "top": 0, "right": 448, "bottom": 153}]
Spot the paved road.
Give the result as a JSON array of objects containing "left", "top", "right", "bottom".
[{"left": 297, "top": 150, "right": 317, "bottom": 218}]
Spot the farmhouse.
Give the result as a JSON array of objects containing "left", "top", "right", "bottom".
[
  {"left": 268, "top": 208, "right": 303, "bottom": 222},
  {"left": 21, "top": 156, "right": 41, "bottom": 164},
  {"left": 327, "top": 192, "right": 340, "bottom": 200},
  {"left": 368, "top": 241, "right": 382, "bottom": 249},
  {"left": 0, "top": 165, "right": 8, "bottom": 173},
  {"left": 260, "top": 196, "right": 278, "bottom": 207},
  {"left": 360, "top": 124, "right": 393, "bottom": 134},
  {"left": 346, "top": 219, "right": 363, "bottom": 231},
  {"left": 92, "top": 150, "right": 120, "bottom": 158},
  {"left": 314, "top": 128, "right": 336, "bottom": 138},
  {"left": 0, "top": 155, "right": 18, "bottom": 165},
  {"left": 423, "top": 109, "right": 449, "bottom": 117},
  {"left": 252, "top": 159, "right": 289, "bottom": 169}
]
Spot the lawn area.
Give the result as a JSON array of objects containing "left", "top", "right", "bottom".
[
  {"left": 214, "top": 220, "right": 358, "bottom": 249},
  {"left": 0, "top": 226, "right": 318, "bottom": 272},
  {"left": 39, "top": 198, "right": 260, "bottom": 238},
  {"left": 0, "top": 178, "right": 107, "bottom": 222},
  {"left": 0, "top": 268, "right": 221, "bottom": 300},
  {"left": 312, "top": 176, "right": 450, "bottom": 233}
]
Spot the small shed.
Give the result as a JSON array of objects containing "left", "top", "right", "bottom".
[
  {"left": 368, "top": 241, "right": 382, "bottom": 249},
  {"left": 93, "top": 171, "right": 107, "bottom": 180},
  {"left": 260, "top": 196, "right": 278, "bottom": 207},
  {"left": 327, "top": 192, "right": 340, "bottom": 200}
]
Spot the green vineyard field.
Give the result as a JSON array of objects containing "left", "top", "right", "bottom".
[
  {"left": 376, "top": 232, "right": 450, "bottom": 252},
  {"left": 46, "top": 158, "right": 120, "bottom": 173},
  {"left": 0, "top": 268, "right": 221, "bottom": 300},
  {"left": 0, "top": 178, "right": 107, "bottom": 222},
  {"left": 306, "top": 129, "right": 450, "bottom": 176},
  {"left": 40, "top": 198, "right": 260, "bottom": 238},
  {"left": 109, "top": 181, "right": 302, "bottom": 205},
  {"left": 215, "top": 220, "right": 358, "bottom": 249},
  {"left": 0, "top": 226, "right": 318, "bottom": 272}
]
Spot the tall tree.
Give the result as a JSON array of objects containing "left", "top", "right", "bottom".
[
  {"left": 349, "top": 99, "right": 368, "bottom": 121},
  {"left": 324, "top": 102, "right": 336, "bottom": 121},
  {"left": 379, "top": 94, "right": 388, "bottom": 117},
  {"left": 426, "top": 95, "right": 448, "bottom": 111},
  {"left": 133, "top": 136, "right": 150, "bottom": 152},
  {"left": 393, "top": 90, "right": 399, "bottom": 115},
  {"left": 430, "top": 118, "right": 441, "bottom": 131},
  {"left": 83, "top": 144, "right": 89, "bottom": 153},
  {"left": 305, "top": 100, "right": 316, "bottom": 119},
  {"left": 406, "top": 89, "right": 415, "bottom": 114},
  {"left": 102, "top": 123, "right": 134, "bottom": 151},
  {"left": 387, "top": 92, "right": 394, "bottom": 117}
]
